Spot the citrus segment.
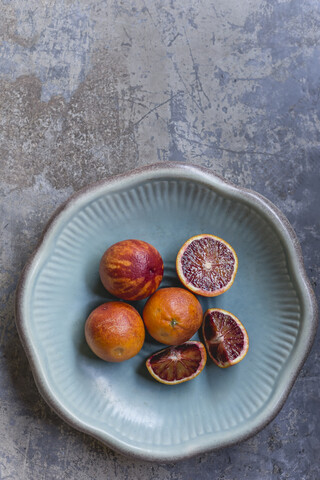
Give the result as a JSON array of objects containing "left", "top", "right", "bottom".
[
  {"left": 146, "top": 341, "right": 207, "bottom": 385},
  {"left": 142, "top": 287, "right": 203, "bottom": 345},
  {"left": 176, "top": 234, "right": 238, "bottom": 297},
  {"left": 202, "top": 308, "right": 249, "bottom": 368}
]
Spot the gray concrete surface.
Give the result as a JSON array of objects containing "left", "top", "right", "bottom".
[{"left": 1, "top": 0, "right": 319, "bottom": 478}]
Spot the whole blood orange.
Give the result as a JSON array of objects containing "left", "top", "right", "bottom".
[
  {"left": 202, "top": 308, "right": 249, "bottom": 368},
  {"left": 146, "top": 341, "right": 207, "bottom": 385},
  {"left": 85, "top": 302, "right": 145, "bottom": 362},
  {"left": 176, "top": 234, "right": 238, "bottom": 297},
  {"left": 142, "top": 287, "right": 203, "bottom": 345},
  {"left": 99, "top": 239, "right": 164, "bottom": 301}
]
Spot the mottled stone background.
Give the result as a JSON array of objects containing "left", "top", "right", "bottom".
[{"left": 1, "top": 0, "right": 319, "bottom": 478}]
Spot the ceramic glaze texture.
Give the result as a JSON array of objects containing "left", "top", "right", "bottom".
[{"left": 17, "top": 167, "right": 316, "bottom": 461}]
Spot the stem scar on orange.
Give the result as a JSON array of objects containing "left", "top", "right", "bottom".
[
  {"left": 176, "top": 234, "right": 238, "bottom": 297},
  {"left": 142, "top": 287, "right": 203, "bottom": 345},
  {"left": 202, "top": 308, "right": 249, "bottom": 368}
]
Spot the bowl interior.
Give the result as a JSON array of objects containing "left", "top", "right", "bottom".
[{"left": 23, "top": 177, "right": 302, "bottom": 457}]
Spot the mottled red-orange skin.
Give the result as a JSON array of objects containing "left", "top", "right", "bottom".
[
  {"left": 85, "top": 302, "right": 145, "bottom": 362},
  {"left": 99, "top": 239, "right": 164, "bottom": 301}
]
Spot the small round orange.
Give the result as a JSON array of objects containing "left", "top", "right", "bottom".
[
  {"left": 142, "top": 287, "right": 203, "bottom": 345},
  {"left": 85, "top": 302, "right": 145, "bottom": 362},
  {"left": 99, "top": 239, "right": 164, "bottom": 301}
]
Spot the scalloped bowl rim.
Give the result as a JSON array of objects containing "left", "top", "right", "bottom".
[{"left": 15, "top": 163, "right": 318, "bottom": 461}]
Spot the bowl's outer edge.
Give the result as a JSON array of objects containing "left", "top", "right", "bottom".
[{"left": 14, "top": 162, "right": 318, "bottom": 462}]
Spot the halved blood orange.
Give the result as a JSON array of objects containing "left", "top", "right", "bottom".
[
  {"left": 202, "top": 308, "right": 249, "bottom": 368},
  {"left": 176, "top": 234, "right": 238, "bottom": 297},
  {"left": 146, "top": 341, "right": 207, "bottom": 385}
]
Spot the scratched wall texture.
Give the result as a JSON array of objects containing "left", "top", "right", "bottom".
[{"left": 0, "top": 0, "right": 319, "bottom": 478}]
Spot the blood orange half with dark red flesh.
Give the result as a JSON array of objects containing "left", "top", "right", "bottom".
[
  {"left": 202, "top": 308, "right": 249, "bottom": 368},
  {"left": 146, "top": 341, "right": 207, "bottom": 385},
  {"left": 176, "top": 234, "right": 238, "bottom": 297}
]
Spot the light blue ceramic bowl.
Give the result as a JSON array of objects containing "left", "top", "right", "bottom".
[{"left": 15, "top": 163, "right": 317, "bottom": 461}]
